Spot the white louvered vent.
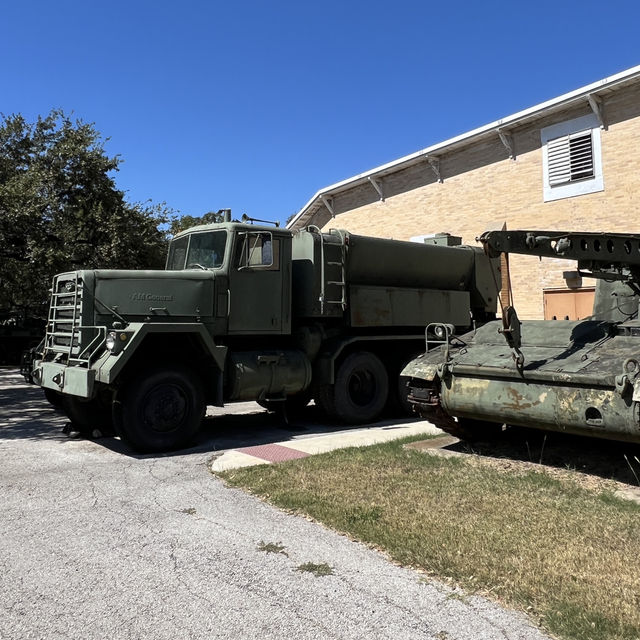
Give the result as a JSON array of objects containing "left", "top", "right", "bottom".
[{"left": 547, "top": 130, "right": 594, "bottom": 187}]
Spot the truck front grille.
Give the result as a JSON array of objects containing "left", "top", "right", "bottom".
[
  {"left": 45, "top": 273, "right": 84, "bottom": 359},
  {"left": 43, "top": 271, "right": 111, "bottom": 366}
]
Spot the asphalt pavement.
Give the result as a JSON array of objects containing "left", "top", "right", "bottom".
[{"left": 0, "top": 367, "right": 550, "bottom": 639}]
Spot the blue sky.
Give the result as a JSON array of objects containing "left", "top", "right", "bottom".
[{"left": 2, "top": 0, "right": 639, "bottom": 226}]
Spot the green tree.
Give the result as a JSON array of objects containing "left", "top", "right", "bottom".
[
  {"left": 0, "top": 110, "right": 171, "bottom": 316},
  {"left": 168, "top": 209, "right": 226, "bottom": 235}
]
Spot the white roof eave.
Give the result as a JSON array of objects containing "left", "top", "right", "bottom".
[{"left": 288, "top": 64, "right": 640, "bottom": 230}]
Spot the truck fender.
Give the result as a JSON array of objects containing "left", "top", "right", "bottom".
[{"left": 96, "top": 322, "right": 228, "bottom": 385}]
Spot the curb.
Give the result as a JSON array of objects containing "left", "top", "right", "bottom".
[{"left": 211, "top": 421, "right": 442, "bottom": 472}]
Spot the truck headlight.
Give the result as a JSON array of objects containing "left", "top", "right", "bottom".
[
  {"left": 106, "top": 332, "right": 117, "bottom": 351},
  {"left": 106, "top": 331, "right": 130, "bottom": 354}
]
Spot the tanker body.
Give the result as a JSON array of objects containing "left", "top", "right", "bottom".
[
  {"left": 31, "top": 215, "right": 499, "bottom": 453},
  {"left": 341, "top": 233, "right": 477, "bottom": 289}
]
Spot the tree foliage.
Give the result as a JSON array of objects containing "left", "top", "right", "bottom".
[
  {"left": 168, "top": 209, "right": 226, "bottom": 235},
  {"left": 0, "top": 110, "right": 171, "bottom": 316}
]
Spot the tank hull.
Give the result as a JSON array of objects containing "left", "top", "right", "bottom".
[
  {"left": 404, "top": 318, "right": 640, "bottom": 444},
  {"left": 440, "top": 374, "right": 640, "bottom": 443}
]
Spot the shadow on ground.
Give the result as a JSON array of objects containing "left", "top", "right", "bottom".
[
  {"left": 445, "top": 427, "right": 640, "bottom": 488},
  {"left": 0, "top": 367, "right": 416, "bottom": 459},
  {"left": 0, "top": 377, "right": 70, "bottom": 441},
  {"left": 6, "top": 366, "right": 640, "bottom": 488}
]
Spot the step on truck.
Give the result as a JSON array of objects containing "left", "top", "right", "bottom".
[
  {"left": 404, "top": 229, "right": 640, "bottom": 444},
  {"left": 31, "top": 211, "right": 498, "bottom": 452}
]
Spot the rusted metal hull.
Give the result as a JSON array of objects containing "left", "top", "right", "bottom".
[
  {"left": 403, "top": 316, "right": 640, "bottom": 444},
  {"left": 440, "top": 374, "right": 640, "bottom": 443}
]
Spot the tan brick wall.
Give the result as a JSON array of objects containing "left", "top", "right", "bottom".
[{"left": 315, "top": 87, "right": 640, "bottom": 319}]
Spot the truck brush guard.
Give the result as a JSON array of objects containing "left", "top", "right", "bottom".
[{"left": 43, "top": 273, "right": 105, "bottom": 367}]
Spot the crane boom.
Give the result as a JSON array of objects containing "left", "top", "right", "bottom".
[{"left": 477, "top": 229, "right": 640, "bottom": 282}]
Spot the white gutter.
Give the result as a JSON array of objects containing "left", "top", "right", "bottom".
[{"left": 288, "top": 63, "right": 640, "bottom": 229}]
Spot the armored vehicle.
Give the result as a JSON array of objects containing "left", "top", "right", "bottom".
[
  {"left": 31, "top": 212, "right": 498, "bottom": 452},
  {"left": 404, "top": 229, "right": 640, "bottom": 444}
]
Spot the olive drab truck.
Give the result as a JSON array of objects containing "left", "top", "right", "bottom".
[
  {"left": 403, "top": 229, "right": 640, "bottom": 444},
  {"left": 31, "top": 211, "right": 498, "bottom": 452}
]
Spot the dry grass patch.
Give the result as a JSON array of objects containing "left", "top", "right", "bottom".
[{"left": 220, "top": 437, "right": 640, "bottom": 640}]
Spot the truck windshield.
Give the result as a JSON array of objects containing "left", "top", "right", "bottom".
[{"left": 167, "top": 230, "right": 227, "bottom": 270}]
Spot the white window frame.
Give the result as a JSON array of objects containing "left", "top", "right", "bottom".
[{"left": 541, "top": 114, "right": 603, "bottom": 202}]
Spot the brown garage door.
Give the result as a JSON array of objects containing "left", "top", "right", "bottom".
[{"left": 543, "top": 288, "right": 596, "bottom": 320}]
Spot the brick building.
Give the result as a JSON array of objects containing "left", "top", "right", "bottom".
[{"left": 288, "top": 65, "right": 640, "bottom": 320}]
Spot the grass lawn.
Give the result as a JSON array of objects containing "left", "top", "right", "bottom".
[{"left": 219, "top": 436, "right": 640, "bottom": 640}]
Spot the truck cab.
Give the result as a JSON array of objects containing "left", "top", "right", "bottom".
[{"left": 167, "top": 222, "right": 293, "bottom": 335}]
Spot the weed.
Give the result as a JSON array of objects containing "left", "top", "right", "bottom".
[
  {"left": 296, "top": 562, "right": 333, "bottom": 577},
  {"left": 539, "top": 433, "right": 547, "bottom": 464},
  {"left": 258, "top": 541, "right": 288, "bottom": 556},
  {"left": 445, "top": 591, "right": 468, "bottom": 604},
  {"left": 623, "top": 454, "right": 640, "bottom": 486}
]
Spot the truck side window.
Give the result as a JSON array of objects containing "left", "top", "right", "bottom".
[
  {"left": 235, "top": 233, "right": 280, "bottom": 271},
  {"left": 166, "top": 235, "right": 189, "bottom": 269}
]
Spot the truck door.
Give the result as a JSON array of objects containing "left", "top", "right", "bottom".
[{"left": 228, "top": 231, "right": 290, "bottom": 334}]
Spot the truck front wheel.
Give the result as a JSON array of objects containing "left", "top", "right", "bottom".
[
  {"left": 63, "top": 391, "right": 114, "bottom": 436},
  {"left": 332, "top": 351, "right": 389, "bottom": 424},
  {"left": 114, "top": 365, "right": 205, "bottom": 453}
]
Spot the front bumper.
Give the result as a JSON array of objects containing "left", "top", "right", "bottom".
[{"left": 35, "top": 361, "right": 96, "bottom": 399}]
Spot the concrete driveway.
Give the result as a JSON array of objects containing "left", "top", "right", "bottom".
[{"left": 0, "top": 368, "right": 549, "bottom": 639}]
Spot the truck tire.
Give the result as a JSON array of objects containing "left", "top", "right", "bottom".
[
  {"left": 114, "top": 365, "right": 205, "bottom": 453},
  {"left": 314, "top": 384, "right": 339, "bottom": 420},
  {"left": 332, "top": 351, "right": 389, "bottom": 424},
  {"left": 44, "top": 388, "right": 64, "bottom": 410},
  {"left": 62, "top": 391, "right": 114, "bottom": 436}
]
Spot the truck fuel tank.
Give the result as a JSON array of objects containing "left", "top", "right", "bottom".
[{"left": 226, "top": 349, "right": 312, "bottom": 402}]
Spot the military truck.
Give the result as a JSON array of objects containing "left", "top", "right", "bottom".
[
  {"left": 31, "top": 212, "right": 498, "bottom": 452},
  {"left": 0, "top": 310, "right": 45, "bottom": 365},
  {"left": 404, "top": 229, "right": 640, "bottom": 444}
]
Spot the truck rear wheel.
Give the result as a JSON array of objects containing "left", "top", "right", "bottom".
[
  {"left": 387, "top": 350, "right": 423, "bottom": 417},
  {"left": 114, "top": 365, "right": 205, "bottom": 453},
  {"left": 332, "top": 351, "right": 389, "bottom": 424}
]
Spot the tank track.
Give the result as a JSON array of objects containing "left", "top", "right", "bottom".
[
  {"left": 408, "top": 384, "right": 497, "bottom": 441},
  {"left": 407, "top": 385, "right": 467, "bottom": 438}
]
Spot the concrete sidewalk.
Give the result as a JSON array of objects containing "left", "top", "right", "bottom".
[{"left": 211, "top": 420, "right": 442, "bottom": 471}]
